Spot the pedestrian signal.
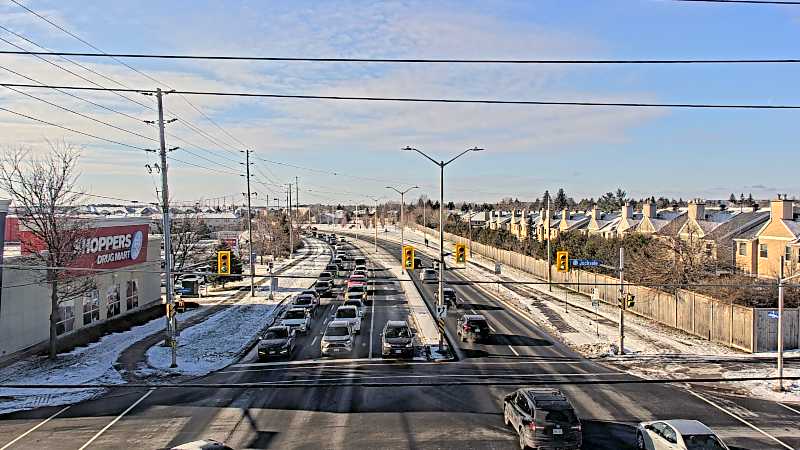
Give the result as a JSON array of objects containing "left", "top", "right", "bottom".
[
  {"left": 556, "top": 251, "right": 569, "bottom": 273},
  {"left": 402, "top": 245, "right": 415, "bottom": 270},
  {"left": 217, "top": 250, "right": 231, "bottom": 275}
]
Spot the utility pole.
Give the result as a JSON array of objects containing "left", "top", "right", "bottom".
[
  {"left": 777, "top": 255, "right": 785, "bottom": 392},
  {"left": 403, "top": 146, "right": 484, "bottom": 352},
  {"left": 242, "top": 150, "right": 255, "bottom": 297},
  {"left": 287, "top": 183, "right": 293, "bottom": 257},
  {"left": 155, "top": 88, "right": 177, "bottom": 368},
  {"left": 295, "top": 176, "right": 300, "bottom": 225},
  {"left": 618, "top": 247, "right": 625, "bottom": 355},
  {"left": 369, "top": 197, "right": 379, "bottom": 252},
  {"left": 547, "top": 200, "right": 552, "bottom": 292}
]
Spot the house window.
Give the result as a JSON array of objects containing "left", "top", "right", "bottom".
[
  {"left": 126, "top": 279, "right": 139, "bottom": 310},
  {"left": 786, "top": 246, "right": 793, "bottom": 262},
  {"left": 759, "top": 244, "right": 768, "bottom": 259},
  {"left": 83, "top": 289, "right": 100, "bottom": 325},
  {"left": 56, "top": 304, "right": 74, "bottom": 335},
  {"left": 738, "top": 242, "right": 747, "bottom": 256},
  {"left": 107, "top": 285, "right": 121, "bottom": 318}
]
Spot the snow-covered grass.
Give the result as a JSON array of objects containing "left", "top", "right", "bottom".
[
  {"left": 143, "top": 238, "right": 331, "bottom": 377},
  {"left": 0, "top": 307, "right": 202, "bottom": 415}
]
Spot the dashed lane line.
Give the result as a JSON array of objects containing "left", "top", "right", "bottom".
[
  {"left": 507, "top": 345, "right": 520, "bottom": 357},
  {"left": 77, "top": 388, "right": 155, "bottom": 450},
  {"left": 687, "top": 390, "right": 793, "bottom": 450},
  {"left": 0, "top": 405, "right": 71, "bottom": 450},
  {"left": 251, "top": 372, "right": 624, "bottom": 385}
]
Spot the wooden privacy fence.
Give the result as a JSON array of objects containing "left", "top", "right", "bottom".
[{"left": 414, "top": 225, "right": 798, "bottom": 353}]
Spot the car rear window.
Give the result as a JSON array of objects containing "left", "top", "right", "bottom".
[
  {"left": 344, "top": 300, "right": 361, "bottom": 308},
  {"left": 683, "top": 435, "right": 726, "bottom": 450},
  {"left": 264, "top": 329, "right": 288, "bottom": 339},
  {"left": 294, "top": 297, "right": 312, "bottom": 305},
  {"left": 539, "top": 408, "right": 578, "bottom": 425},
  {"left": 336, "top": 308, "right": 357, "bottom": 319},
  {"left": 326, "top": 326, "right": 349, "bottom": 336},
  {"left": 284, "top": 310, "right": 305, "bottom": 319},
  {"left": 467, "top": 319, "right": 488, "bottom": 328}
]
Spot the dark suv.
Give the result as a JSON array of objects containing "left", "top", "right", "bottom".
[
  {"left": 503, "top": 388, "right": 582, "bottom": 450},
  {"left": 457, "top": 314, "right": 491, "bottom": 343},
  {"left": 381, "top": 320, "right": 415, "bottom": 358}
]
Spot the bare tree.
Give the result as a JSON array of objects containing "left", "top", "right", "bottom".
[
  {"left": 0, "top": 141, "right": 95, "bottom": 358},
  {"left": 155, "top": 210, "right": 204, "bottom": 278}
]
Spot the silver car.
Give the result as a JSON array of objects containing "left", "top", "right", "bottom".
[
  {"left": 320, "top": 320, "right": 354, "bottom": 356},
  {"left": 280, "top": 307, "right": 311, "bottom": 334},
  {"left": 332, "top": 305, "right": 362, "bottom": 334},
  {"left": 636, "top": 419, "right": 729, "bottom": 450},
  {"left": 421, "top": 268, "right": 438, "bottom": 283}
]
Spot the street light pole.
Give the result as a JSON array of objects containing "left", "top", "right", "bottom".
[
  {"left": 402, "top": 146, "right": 484, "bottom": 352},
  {"left": 385, "top": 185, "right": 419, "bottom": 251},
  {"left": 369, "top": 197, "right": 381, "bottom": 252}
]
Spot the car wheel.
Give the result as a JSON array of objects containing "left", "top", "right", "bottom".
[
  {"left": 518, "top": 427, "right": 527, "bottom": 450},
  {"left": 503, "top": 405, "right": 511, "bottom": 427},
  {"left": 636, "top": 431, "right": 646, "bottom": 450}
]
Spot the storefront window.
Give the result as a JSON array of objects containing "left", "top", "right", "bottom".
[
  {"left": 107, "top": 285, "right": 121, "bottom": 318},
  {"left": 56, "top": 304, "right": 75, "bottom": 335},
  {"left": 126, "top": 279, "right": 139, "bottom": 310},
  {"left": 83, "top": 289, "right": 100, "bottom": 325}
]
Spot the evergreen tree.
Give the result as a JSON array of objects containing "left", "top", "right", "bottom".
[
  {"left": 542, "top": 190, "right": 551, "bottom": 209},
  {"left": 729, "top": 193, "right": 736, "bottom": 204},
  {"left": 554, "top": 188, "right": 567, "bottom": 211},
  {"left": 208, "top": 242, "right": 243, "bottom": 286}
]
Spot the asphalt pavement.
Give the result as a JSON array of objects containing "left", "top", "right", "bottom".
[{"left": 0, "top": 234, "right": 797, "bottom": 450}]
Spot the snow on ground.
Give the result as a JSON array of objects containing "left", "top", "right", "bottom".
[
  {"left": 343, "top": 225, "right": 800, "bottom": 402},
  {"left": 0, "top": 307, "right": 203, "bottom": 415},
  {"left": 144, "top": 238, "right": 331, "bottom": 376}
]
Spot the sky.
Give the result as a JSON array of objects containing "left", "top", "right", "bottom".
[{"left": 0, "top": 0, "right": 799, "bottom": 207}]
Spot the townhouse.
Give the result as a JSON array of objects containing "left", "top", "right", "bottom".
[{"left": 735, "top": 196, "right": 800, "bottom": 278}]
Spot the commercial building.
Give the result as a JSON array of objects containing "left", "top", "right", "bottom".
[{"left": 0, "top": 217, "right": 161, "bottom": 360}]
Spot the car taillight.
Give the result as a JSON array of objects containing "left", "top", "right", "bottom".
[
  {"left": 571, "top": 425, "right": 581, "bottom": 431},
  {"left": 528, "top": 422, "right": 537, "bottom": 432},
  {"left": 463, "top": 324, "right": 470, "bottom": 331}
]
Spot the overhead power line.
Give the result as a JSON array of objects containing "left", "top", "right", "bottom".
[
  {"left": 0, "top": 106, "right": 151, "bottom": 152},
  {"left": 2, "top": 49, "right": 800, "bottom": 63},
  {"left": 672, "top": 0, "right": 800, "bottom": 4},
  {"left": 2, "top": 82, "right": 799, "bottom": 109}
]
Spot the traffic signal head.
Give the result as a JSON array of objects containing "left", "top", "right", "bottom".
[
  {"left": 626, "top": 293, "right": 635, "bottom": 309},
  {"left": 217, "top": 250, "right": 231, "bottom": 275},
  {"left": 402, "top": 245, "right": 415, "bottom": 270},
  {"left": 454, "top": 243, "right": 466, "bottom": 264},
  {"left": 556, "top": 250, "right": 569, "bottom": 273}
]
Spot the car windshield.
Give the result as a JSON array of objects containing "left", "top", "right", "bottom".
[
  {"left": 349, "top": 286, "right": 365, "bottom": 293},
  {"left": 385, "top": 326, "right": 411, "bottom": 338},
  {"left": 336, "top": 308, "right": 357, "bottom": 318},
  {"left": 294, "top": 297, "right": 311, "bottom": 306},
  {"left": 540, "top": 407, "right": 578, "bottom": 425},
  {"left": 468, "top": 319, "right": 488, "bottom": 328},
  {"left": 320, "top": 272, "right": 332, "bottom": 278},
  {"left": 284, "top": 310, "right": 305, "bottom": 319},
  {"left": 316, "top": 281, "right": 330, "bottom": 287},
  {"left": 264, "top": 329, "right": 288, "bottom": 340},
  {"left": 326, "top": 326, "right": 350, "bottom": 337},
  {"left": 683, "top": 434, "right": 727, "bottom": 450},
  {"left": 344, "top": 300, "right": 362, "bottom": 308}
]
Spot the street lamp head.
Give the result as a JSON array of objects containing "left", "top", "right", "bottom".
[
  {"left": 401, "top": 146, "right": 416, "bottom": 152},
  {"left": 470, "top": 147, "right": 485, "bottom": 152}
]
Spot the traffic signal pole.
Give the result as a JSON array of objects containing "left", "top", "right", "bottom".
[
  {"left": 618, "top": 247, "right": 625, "bottom": 355},
  {"left": 155, "top": 88, "right": 177, "bottom": 368},
  {"left": 243, "top": 150, "right": 255, "bottom": 297}
]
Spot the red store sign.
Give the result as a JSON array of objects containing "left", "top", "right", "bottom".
[{"left": 21, "top": 224, "right": 149, "bottom": 270}]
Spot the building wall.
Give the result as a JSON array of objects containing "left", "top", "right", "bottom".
[
  {"left": 734, "top": 240, "right": 758, "bottom": 275},
  {"left": 0, "top": 237, "right": 161, "bottom": 358},
  {"left": 756, "top": 219, "right": 795, "bottom": 279}
]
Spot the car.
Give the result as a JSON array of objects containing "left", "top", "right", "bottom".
[
  {"left": 257, "top": 326, "right": 296, "bottom": 360},
  {"left": 435, "top": 287, "right": 459, "bottom": 307},
  {"left": 314, "top": 280, "right": 333, "bottom": 298},
  {"left": 351, "top": 269, "right": 369, "bottom": 279},
  {"left": 320, "top": 320, "right": 355, "bottom": 356},
  {"left": 280, "top": 307, "right": 311, "bottom": 334},
  {"left": 323, "top": 265, "right": 338, "bottom": 276},
  {"left": 343, "top": 298, "right": 366, "bottom": 317},
  {"left": 318, "top": 271, "right": 334, "bottom": 282},
  {"left": 339, "top": 236, "right": 346, "bottom": 242},
  {"left": 332, "top": 305, "right": 362, "bottom": 334},
  {"left": 380, "top": 320, "right": 415, "bottom": 358},
  {"left": 354, "top": 257, "right": 367, "bottom": 267},
  {"left": 503, "top": 388, "right": 582, "bottom": 450},
  {"left": 347, "top": 274, "right": 368, "bottom": 290},
  {"left": 413, "top": 256, "right": 422, "bottom": 268},
  {"left": 636, "top": 420, "right": 729, "bottom": 450},
  {"left": 353, "top": 264, "right": 368, "bottom": 273},
  {"left": 346, "top": 285, "right": 368, "bottom": 301},
  {"left": 293, "top": 294, "right": 318, "bottom": 316},
  {"left": 457, "top": 314, "right": 491, "bottom": 342},
  {"left": 300, "top": 289, "right": 321, "bottom": 305},
  {"left": 421, "top": 268, "right": 438, "bottom": 283}
]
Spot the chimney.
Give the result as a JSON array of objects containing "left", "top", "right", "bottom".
[
  {"left": 622, "top": 202, "right": 633, "bottom": 219},
  {"left": 688, "top": 199, "right": 706, "bottom": 221},
  {"left": 770, "top": 196, "right": 792, "bottom": 221},
  {"left": 562, "top": 207, "right": 569, "bottom": 220},
  {"left": 591, "top": 204, "right": 600, "bottom": 221},
  {"left": 643, "top": 199, "right": 656, "bottom": 219}
]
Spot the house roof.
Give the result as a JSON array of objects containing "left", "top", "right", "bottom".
[
  {"left": 733, "top": 224, "right": 761, "bottom": 241},
  {"left": 656, "top": 214, "right": 688, "bottom": 236},
  {"left": 704, "top": 211, "right": 769, "bottom": 241},
  {"left": 783, "top": 220, "right": 800, "bottom": 238}
]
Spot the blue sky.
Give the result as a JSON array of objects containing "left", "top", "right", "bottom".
[{"left": 0, "top": 0, "right": 798, "bottom": 206}]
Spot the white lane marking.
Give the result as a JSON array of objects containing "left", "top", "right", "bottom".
[
  {"left": 311, "top": 336, "right": 318, "bottom": 346},
  {"left": 254, "top": 372, "right": 622, "bottom": 385},
  {"left": 779, "top": 402, "right": 800, "bottom": 415},
  {"left": 227, "top": 358, "right": 595, "bottom": 371},
  {"left": 686, "top": 390, "right": 793, "bottom": 450},
  {"left": 507, "top": 345, "right": 520, "bottom": 356},
  {"left": 0, "top": 405, "right": 71, "bottom": 450},
  {"left": 369, "top": 271, "right": 376, "bottom": 360},
  {"left": 77, "top": 388, "right": 155, "bottom": 450}
]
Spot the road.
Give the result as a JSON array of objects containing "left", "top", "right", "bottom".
[{"left": 0, "top": 234, "right": 797, "bottom": 449}]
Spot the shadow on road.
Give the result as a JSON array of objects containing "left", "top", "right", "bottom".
[
  {"left": 456, "top": 302, "right": 504, "bottom": 311},
  {"left": 487, "top": 334, "right": 553, "bottom": 347}
]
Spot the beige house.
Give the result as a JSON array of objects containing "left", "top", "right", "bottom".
[
  {"left": 636, "top": 200, "right": 688, "bottom": 236},
  {"left": 744, "top": 197, "right": 800, "bottom": 279},
  {"left": 678, "top": 199, "right": 769, "bottom": 266},
  {"left": 616, "top": 202, "right": 644, "bottom": 236},
  {"left": 586, "top": 206, "right": 622, "bottom": 239},
  {"left": 558, "top": 208, "right": 590, "bottom": 233}
]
